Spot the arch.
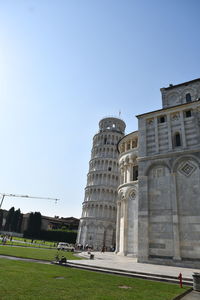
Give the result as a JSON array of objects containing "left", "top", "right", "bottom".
[
  {"left": 166, "top": 91, "right": 180, "bottom": 106},
  {"left": 181, "top": 87, "right": 195, "bottom": 103},
  {"left": 145, "top": 161, "right": 171, "bottom": 176}
]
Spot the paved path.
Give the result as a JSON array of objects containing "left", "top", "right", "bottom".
[
  {"left": 182, "top": 291, "right": 200, "bottom": 299},
  {"left": 0, "top": 254, "right": 50, "bottom": 264},
  {"left": 68, "top": 252, "right": 198, "bottom": 281}
]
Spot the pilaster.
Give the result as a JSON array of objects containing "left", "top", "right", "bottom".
[
  {"left": 180, "top": 111, "right": 186, "bottom": 148},
  {"left": 138, "top": 175, "right": 149, "bottom": 261},
  {"left": 171, "top": 173, "right": 181, "bottom": 260}
]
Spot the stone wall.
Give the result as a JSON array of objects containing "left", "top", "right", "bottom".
[{"left": 137, "top": 80, "right": 200, "bottom": 267}]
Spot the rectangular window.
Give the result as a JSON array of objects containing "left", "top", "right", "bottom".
[
  {"left": 158, "top": 116, "right": 166, "bottom": 123},
  {"left": 133, "top": 166, "right": 138, "bottom": 181},
  {"left": 186, "top": 93, "right": 191, "bottom": 103},
  {"left": 185, "top": 110, "right": 192, "bottom": 118}
]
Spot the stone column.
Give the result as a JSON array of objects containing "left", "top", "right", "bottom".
[
  {"left": 115, "top": 202, "right": 120, "bottom": 253},
  {"left": 171, "top": 173, "right": 181, "bottom": 260},
  {"left": 167, "top": 114, "right": 172, "bottom": 150},
  {"left": 124, "top": 164, "right": 128, "bottom": 183},
  {"left": 123, "top": 198, "right": 128, "bottom": 255},
  {"left": 99, "top": 189, "right": 102, "bottom": 201},
  {"left": 102, "top": 205, "right": 105, "bottom": 219},
  {"left": 180, "top": 111, "right": 186, "bottom": 148},
  {"left": 154, "top": 117, "right": 159, "bottom": 153},
  {"left": 127, "top": 165, "right": 131, "bottom": 182},
  {"left": 137, "top": 175, "right": 149, "bottom": 262},
  {"left": 81, "top": 206, "right": 84, "bottom": 217}
]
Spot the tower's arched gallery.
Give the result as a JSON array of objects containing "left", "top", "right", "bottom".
[{"left": 77, "top": 78, "right": 200, "bottom": 268}]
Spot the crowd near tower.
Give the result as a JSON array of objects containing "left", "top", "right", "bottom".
[{"left": 76, "top": 117, "right": 125, "bottom": 250}]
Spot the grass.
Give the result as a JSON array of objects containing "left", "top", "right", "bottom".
[
  {"left": 0, "top": 245, "right": 81, "bottom": 261},
  {"left": 4, "top": 237, "right": 57, "bottom": 248},
  {"left": 0, "top": 258, "right": 189, "bottom": 300},
  {"left": 5, "top": 240, "right": 56, "bottom": 249}
]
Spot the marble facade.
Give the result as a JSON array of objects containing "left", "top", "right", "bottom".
[{"left": 78, "top": 78, "right": 200, "bottom": 267}]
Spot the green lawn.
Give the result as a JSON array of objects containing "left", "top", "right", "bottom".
[
  {"left": 0, "top": 258, "right": 189, "bottom": 300},
  {"left": 0, "top": 245, "right": 81, "bottom": 261},
  {"left": 5, "top": 240, "right": 56, "bottom": 249},
  {"left": 13, "top": 237, "right": 56, "bottom": 247},
  {"left": 2, "top": 237, "right": 57, "bottom": 248}
]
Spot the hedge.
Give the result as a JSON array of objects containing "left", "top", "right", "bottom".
[{"left": 24, "top": 230, "right": 77, "bottom": 243}]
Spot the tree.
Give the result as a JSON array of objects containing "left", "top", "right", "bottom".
[
  {"left": 17, "top": 213, "right": 23, "bottom": 233},
  {"left": 11, "top": 209, "right": 21, "bottom": 232},
  {"left": 27, "top": 212, "right": 34, "bottom": 236},
  {"left": 34, "top": 212, "right": 42, "bottom": 234},
  {"left": 0, "top": 209, "right": 3, "bottom": 230},
  {"left": 26, "top": 212, "right": 42, "bottom": 237},
  {"left": 4, "top": 207, "right": 15, "bottom": 231}
]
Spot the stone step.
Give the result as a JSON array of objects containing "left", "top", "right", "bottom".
[{"left": 56, "top": 261, "right": 193, "bottom": 286}]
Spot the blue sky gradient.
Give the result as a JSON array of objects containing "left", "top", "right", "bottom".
[{"left": 0, "top": 0, "right": 199, "bottom": 217}]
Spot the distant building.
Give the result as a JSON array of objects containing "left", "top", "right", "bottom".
[
  {"left": 21, "top": 214, "right": 79, "bottom": 232},
  {"left": 0, "top": 209, "right": 79, "bottom": 234}
]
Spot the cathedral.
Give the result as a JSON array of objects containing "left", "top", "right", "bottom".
[{"left": 77, "top": 78, "right": 200, "bottom": 268}]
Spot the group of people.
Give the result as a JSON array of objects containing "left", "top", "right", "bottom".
[
  {"left": 1, "top": 234, "right": 12, "bottom": 245},
  {"left": 76, "top": 243, "right": 115, "bottom": 252},
  {"left": 55, "top": 253, "right": 67, "bottom": 264}
]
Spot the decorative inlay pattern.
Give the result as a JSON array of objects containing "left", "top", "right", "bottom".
[
  {"left": 179, "top": 161, "right": 196, "bottom": 177},
  {"left": 147, "top": 118, "right": 154, "bottom": 127},
  {"left": 129, "top": 191, "right": 136, "bottom": 200},
  {"left": 171, "top": 112, "right": 180, "bottom": 121}
]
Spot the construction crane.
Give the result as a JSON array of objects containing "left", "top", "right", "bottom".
[{"left": 0, "top": 193, "right": 59, "bottom": 210}]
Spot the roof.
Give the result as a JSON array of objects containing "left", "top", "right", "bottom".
[
  {"left": 118, "top": 131, "right": 138, "bottom": 144},
  {"left": 136, "top": 99, "right": 200, "bottom": 118},
  {"left": 99, "top": 116, "right": 125, "bottom": 124},
  {"left": 42, "top": 216, "right": 79, "bottom": 222},
  {"left": 161, "top": 78, "right": 200, "bottom": 91}
]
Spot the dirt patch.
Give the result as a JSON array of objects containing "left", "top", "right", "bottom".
[
  {"left": 118, "top": 285, "right": 132, "bottom": 289},
  {"left": 54, "top": 276, "right": 65, "bottom": 279}
]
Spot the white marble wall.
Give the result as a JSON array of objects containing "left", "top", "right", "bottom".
[
  {"left": 77, "top": 117, "right": 125, "bottom": 249},
  {"left": 116, "top": 132, "right": 138, "bottom": 256}
]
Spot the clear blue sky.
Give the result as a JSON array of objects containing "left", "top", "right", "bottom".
[{"left": 0, "top": 0, "right": 199, "bottom": 218}]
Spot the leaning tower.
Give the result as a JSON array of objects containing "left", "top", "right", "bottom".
[{"left": 77, "top": 117, "right": 126, "bottom": 250}]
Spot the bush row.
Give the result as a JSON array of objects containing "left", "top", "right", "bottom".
[{"left": 24, "top": 230, "right": 77, "bottom": 244}]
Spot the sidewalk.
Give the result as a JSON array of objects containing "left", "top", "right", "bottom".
[
  {"left": 68, "top": 251, "right": 198, "bottom": 282},
  {"left": 181, "top": 291, "right": 200, "bottom": 299}
]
